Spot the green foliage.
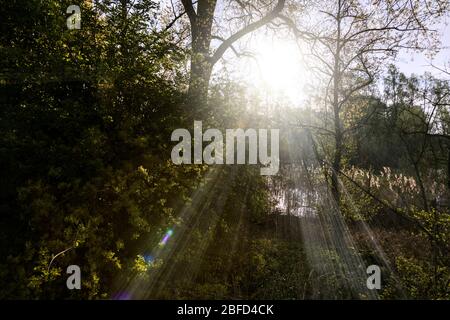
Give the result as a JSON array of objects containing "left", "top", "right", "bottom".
[
  {"left": 381, "top": 255, "right": 450, "bottom": 299},
  {"left": 1, "top": 2, "right": 450, "bottom": 301},
  {"left": 246, "top": 239, "right": 309, "bottom": 299},
  {"left": 0, "top": 0, "right": 201, "bottom": 299}
]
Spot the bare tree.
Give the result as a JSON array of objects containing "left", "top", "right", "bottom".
[
  {"left": 280, "top": 0, "right": 449, "bottom": 204},
  {"left": 178, "top": 0, "right": 286, "bottom": 113}
]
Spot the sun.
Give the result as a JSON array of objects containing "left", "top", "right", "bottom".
[{"left": 238, "top": 37, "right": 309, "bottom": 106}]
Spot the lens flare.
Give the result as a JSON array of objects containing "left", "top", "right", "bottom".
[
  {"left": 112, "top": 291, "right": 132, "bottom": 300},
  {"left": 143, "top": 254, "right": 154, "bottom": 264},
  {"left": 159, "top": 229, "right": 174, "bottom": 246}
]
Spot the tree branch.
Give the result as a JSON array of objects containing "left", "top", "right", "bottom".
[
  {"left": 210, "top": 0, "right": 286, "bottom": 65},
  {"left": 181, "top": 0, "right": 197, "bottom": 25}
]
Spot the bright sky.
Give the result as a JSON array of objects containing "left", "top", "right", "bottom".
[
  {"left": 215, "top": 5, "right": 450, "bottom": 108},
  {"left": 396, "top": 21, "right": 450, "bottom": 77},
  {"left": 234, "top": 37, "right": 310, "bottom": 107}
]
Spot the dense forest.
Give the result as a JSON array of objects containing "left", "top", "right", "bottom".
[{"left": 1, "top": 0, "right": 450, "bottom": 300}]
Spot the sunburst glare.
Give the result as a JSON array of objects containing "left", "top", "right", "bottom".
[{"left": 237, "top": 37, "right": 310, "bottom": 106}]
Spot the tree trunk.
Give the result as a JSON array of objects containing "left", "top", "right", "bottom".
[
  {"left": 187, "top": 55, "right": 212, "bottom": 116},
  {"left": 448, "top": 148, "right": 450, "bottom": 190},
  {"left": 183, "top": 0, "right": 217, "bottom": 116},
  {"left": 331, "top": 108, "right": 342, "bottom": 205},
  {"left": 331, "top": 2, "right": 343, "bottom": 206}
]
